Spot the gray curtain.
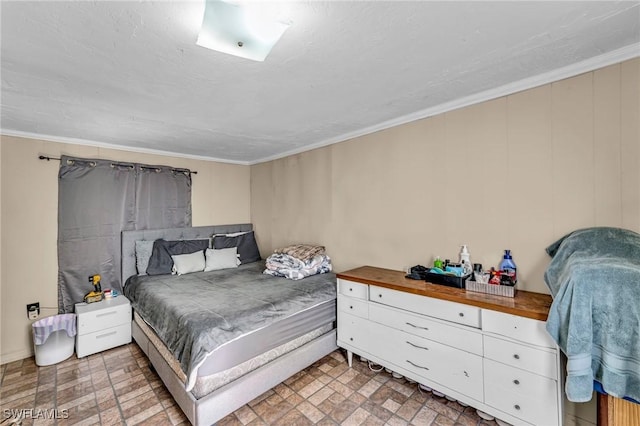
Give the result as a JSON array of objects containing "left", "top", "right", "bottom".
[
  {"left": 135, "top": 164, "right": 192, "bottom": 230},
  {"left": 57, "top": 156, "right": 192, "bottom": 313}
]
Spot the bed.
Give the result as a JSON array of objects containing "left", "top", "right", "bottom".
[
  {"left": 543, "top": 227, "right": 640, "bottom": 425},
  {"left": 120, "top": 224, "right": 338, "bottom": 425}
]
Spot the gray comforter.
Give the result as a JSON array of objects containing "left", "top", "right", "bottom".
[
  {"left": 544, "top": 227, "right": 640, "bottom": 403},
  {"left": 124, "top": 261, "right": 336, "bottom": 391}
]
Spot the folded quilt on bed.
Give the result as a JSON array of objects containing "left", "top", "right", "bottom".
[
  {"left": 273, "top": 244, "right": 326, "bottom": 262},
  {"left": 264, "top": 253, "right": 332, "bottom": 280},
  {"left": 124, "top": 262, "right": 336, "bottom": 392},
  {"left": 544, "top": 227, "right": 640, "bottom": 402}
]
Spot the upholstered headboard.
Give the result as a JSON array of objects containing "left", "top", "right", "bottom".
[{"left": 121, "top": 224, "right": 253, "bottom": 285}]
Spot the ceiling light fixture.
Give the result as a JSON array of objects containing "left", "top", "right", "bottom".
[{"left": 196, "top": 0, "right": 291, "bottom": 62}]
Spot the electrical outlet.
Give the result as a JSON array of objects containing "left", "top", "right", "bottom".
[{"left": 27, "top": 302, "right": 40, "bottom": 320}]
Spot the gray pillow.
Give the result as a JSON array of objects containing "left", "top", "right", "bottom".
[
  {"left": 213, "top": 231, "right": 261, "bottom": 264},
  {"left": 135, "top": 240, "right": 155, "bottom": 275},
  {"left": 146, "top": 239, "right": 209, "bottom": 276}
]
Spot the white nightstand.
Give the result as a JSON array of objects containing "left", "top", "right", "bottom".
[{"left": 75, "top": 295, "right": 132, "bottom": 357}]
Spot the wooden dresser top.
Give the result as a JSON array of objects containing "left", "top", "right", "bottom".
[{"left": 336, "top": 266, "right": 553, "bottom": 321}]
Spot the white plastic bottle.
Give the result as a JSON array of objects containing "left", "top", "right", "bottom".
[{"left": 459, "top": 245, "right": 472, "bottom": 275}]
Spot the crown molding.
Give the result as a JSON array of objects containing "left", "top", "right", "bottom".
[
  {"left": 250, "top": 42, "right": 640, "bottom": 165},
  {"left": 0, "top": 129, "right": 251, "bottom": 166}
]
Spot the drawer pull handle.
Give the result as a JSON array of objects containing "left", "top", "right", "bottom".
[
  {"left": 406, "top": 341, "right": 429, "bottom": 351},
  {"left": 514, "top": 404, "right": 521, "bottom": 410},
  {"left": 406, "top": 360, "right": 429, "bottom": 371},
  {"left": 350, "top": 306, "right": 353, "bottom": 309},
  {"left": 405, "top": 322, "right": 429, "bottom": 331},
  {"left": 96, "top": 331, "right": 117, "bottom": 339},
  {"left": 513, "top": 354, "right": 520, "bottom": 360},
  {"left": 349, "top": 288, "right": 353, "bottom": 291},
  {"left": 378, "top": 294, "right": 382, "bottom": 298},
  {"left": 513, "top": 379, "right": 520, "bottom": 385},
  {"left": 350, "top": 337, "right": 354, "bottom": 341},
  {"left": 96, "top": 311, "right": 117, "bottom": 318},
  {"left": 459, "top": 312, "right": 464, "bottom": 317}
]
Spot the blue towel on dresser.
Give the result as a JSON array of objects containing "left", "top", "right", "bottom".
[
  {"left": 594, "top": 380, "right": 640, "bottom": 403},
  {"left": 544, "top": 227, "right": 640, "bottom": 403}
]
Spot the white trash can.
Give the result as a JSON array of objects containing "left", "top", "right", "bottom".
[{"left": 32, "top": 313, "right": 76, "bottom": 366}]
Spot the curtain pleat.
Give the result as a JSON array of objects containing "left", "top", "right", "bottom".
[
  {"left": 57, "top": 156, "right": 192, "bottom": 313},
  {"left": 135, "top": 165, "right": 192, "bottom": 230}
]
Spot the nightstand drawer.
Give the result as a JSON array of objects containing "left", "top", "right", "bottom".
[
  {"left": 76, "top": 323, "right": 131, "bottom": 358},
  {"left": 77, "top": 302, "right": 131, "bottom": 335}
]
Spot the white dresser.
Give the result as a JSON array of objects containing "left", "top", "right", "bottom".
[
  {"left": 75, "top": 296, "right": 132, "bottom": 357},
  {"left": 337, "top": 267, "right": 563, "bottom": 426}
]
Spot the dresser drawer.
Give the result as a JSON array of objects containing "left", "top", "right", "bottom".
[
  {"left": 77, "top": 302, "right": 131, "bottom": 335},
  {"left": 399, "top": 329, "right": 484, "bottom": 402},
  {"left": 337, "top": 296, "right": 368, "bottom": 318},
  {"left": 337, "top": 279, "right": 368, "bottom": 300},
  {"left": 76, "top": 323, "right": 132, "bottom": 358},
  {"left": 370, "top": 285, "right": 481, "bottom": 328},
  {"left": 484, "top": 358, "right": 559, "bottom": 426},
  {"left": 364, "top": 320, "right": 483, "bottom": 402},
  {"left": 484, "top": 335, "right": 558, "bottom": 379},
  {"left": 337, "top": 312, "right": 372, "bottom": 353},
  {"left": 482, "top": 309, "right": 555, "bottom": 348},
  {"left": 369, "top": 303, "right": 482, "bottom": 355}
]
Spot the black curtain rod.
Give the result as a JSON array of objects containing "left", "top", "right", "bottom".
[{"left": 38, "top": 155, "right": 197, "bottom": 174}]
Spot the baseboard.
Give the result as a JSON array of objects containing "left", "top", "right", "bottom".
[
  {"left": 565, "top": 413, "right": 597, "bottom": 426},
  {"left": 0, "top": 348, "right": 34, "bottom": 365}
]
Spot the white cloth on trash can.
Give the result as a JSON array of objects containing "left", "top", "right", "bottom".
[{"left": 32, "top": 313, "right": 77, "bottom": 345}]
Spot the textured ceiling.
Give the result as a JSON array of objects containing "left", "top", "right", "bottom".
[{"left": 1, "top": 1, "right": 639, "bottom": 164}]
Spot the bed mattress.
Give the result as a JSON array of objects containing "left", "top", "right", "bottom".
[
  {"left": 124, "top": 261, "right": 336, "bottom": 391},
  {"left": 134, "top": 312, "right": 334, "bottom": 399}
]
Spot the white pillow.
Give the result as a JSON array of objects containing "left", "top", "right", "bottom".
[
  {"left": 135, "top": 240, "right": 155, "bottom": 275},
  {"left": 204, "top": 247, "right": 240, "bottom": 271},
  {"left": 171, "top": 251, "right": 206, "bottom": 275}
]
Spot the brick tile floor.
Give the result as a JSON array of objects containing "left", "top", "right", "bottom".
[{"left": 0, "top": 344, "right": 500, "bottom": 426}]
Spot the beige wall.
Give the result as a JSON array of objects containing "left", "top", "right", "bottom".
[
  {"left": 0, "top": 135, "right": 251, "bottom": 363},
  {"left": 251, "top": 58, "right": 640, "bottom": 296},
  {"left": 249, "top": 57, "right": 639, "bottom": 426}
]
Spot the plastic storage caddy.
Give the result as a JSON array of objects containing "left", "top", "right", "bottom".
[
  {"left": 424, "top": 272, "right": 471, "bottom": 289},
  {"left": 32, "top": 314, "right": 77, "bottom": 366}
]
